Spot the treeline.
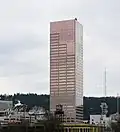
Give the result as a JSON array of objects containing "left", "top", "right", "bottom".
[{"left": 0, "top": 94, "right": 119, "bottom": 120}]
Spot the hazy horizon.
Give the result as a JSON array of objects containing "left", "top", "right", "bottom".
[{"left": 0, "top": 92, "right": 119, "bottom": 98}]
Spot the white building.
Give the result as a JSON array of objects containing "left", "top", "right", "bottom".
[{"left": 90, "top": 115, "right": 111, "bottom": 127}]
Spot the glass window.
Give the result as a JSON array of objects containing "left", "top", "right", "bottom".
[
  {"left": 67, "top": 72, "right": 74, "bottom": 75},
  {"left": 51, "top": 50, "right": 59, "bottom": 53},
  {"left": 59, "top": 77, "right": 66, "bottom": 80},
  {"left": 59, "top": 69, "right": 66, "bottom": 71},
  {"left": 80, "top": 128, "right": 82, "bottom": 132},
  {"left": 50, "top": 82, "right": 58, "bottom": 85},
  {"left": 59, "top": 70, "right": 66, "bottom": 73},
  {"left": 67, "top": 63, "right": 75, "bottom": 67},
  {"left": 59, "top": 64, "right": 66, "bottom": 67},
  {"left": 51, "top": 69, "right": 58, "bottom": 71},
  {"left": 59, "top": 44, "right": 66, "bottom": 48},
  {"left": 50, "top": 41, "right": 59, "bottom": 44},
  {"left": 59, "top": 62, "right": 67, "bottom": 65},
  {"left": 59, "top": 91, "right": 66, "bottom": 94},
  {"left": 59, "top": 48, "right": 66, "bottom": 51},
  {"left": 67, "top": 67, "right": 74, "bottom": 70},
  {"left": 50, "top": 63, "right": 58, "bottom": 66},
  {"left": 58, "top": 85, "right": 66, "bottom": 88},
  {"left": 68, "top": 78, "right": 75, "bottom": 81},
  {"left": 58, "top": 58, "right": 66, "bottom": 61},
  {"left": 50, "top": 73, "right": 58, "bottom": 76},
  {"left": 67, "top": 84, "right": 74, "bottom": 87},
  {"left": 67, "top": 58, "right": 75, "bottom": 62},
  {"left": 59, "top": 78, "right": 66, "bottom": 81},
  {"left": 58, "top": 56, "right": 66, "bottom": 59},
  {"left": 50, "top": 58, "right": 58, "bottom": 62},
  {"left": 67, "top": 87, "right": 74, "bottom": 90},
  {"left": 51, "top": 70, "right": 58, "bottom": 73},
  {"left": 50, "top": 76, "right": 58, "bottom": 79},
  {"left": 59, "top": 71, "right": 66, "bottom": 74},
  {"left": 51, "top": 80, "right": 58, "bottom": 83},
  {"left": 50, "top": 50, "right": 58, "bottom": 53},
  {"left": 59, "top": 50, "right": 66, "bottom": 53},
  {"left": 59, "top": 74, "right": 66, "bottom": 77},
  {"left": 67, "top": 61, "right": 75, "bottom": 64},
  {"left": 59, "top": 82, "right": 66, "bottom": 84},
  {"left": 59, "top": 53, "right": 66, "bottom": 56},
  {"left": 67, "top": 82, "right": 74, "bottom": 84},
  {"left": 59, "top": 80, "right": 66, "bottom": 83},
  {"left": 50, "top": 44, "right": 58, "bottom": 47},
  {"left": 51, "top": 49, "right": 58, "bottom": 52},
  {"left": 67, "top": 70, "right": 74, "bottom": 73},
  {"left": 50, "top": 55, "right": 59, "bottom": 58}
]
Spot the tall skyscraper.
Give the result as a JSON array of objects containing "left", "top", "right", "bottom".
[{"left": 50, "top": 19, "right": 83, "bottom": 122}]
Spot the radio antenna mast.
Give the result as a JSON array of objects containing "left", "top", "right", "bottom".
[
  {"left": 104, "top": 68, "right": 107, "bottom": 97},
  {"left": 117, "top": 93, "right": 119, "bottom": 115},
  {"left": 100, "top": 68, "right": 108, "bottom": 125}
]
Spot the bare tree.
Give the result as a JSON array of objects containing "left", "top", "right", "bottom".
[
  {"left": 43, "top": 111, "right": 63, "bottom": 132},
  {"left": 111, "top": 118, "right": 120, "bottom": 132}
]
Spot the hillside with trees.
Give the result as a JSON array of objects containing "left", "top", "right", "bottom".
[{"left": 0, "top": 94, "right": 118, "bottom": 120}]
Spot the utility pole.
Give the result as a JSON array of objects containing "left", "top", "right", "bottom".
[{"left": 100, "top": 68, "right": 108, "bottom": 127}]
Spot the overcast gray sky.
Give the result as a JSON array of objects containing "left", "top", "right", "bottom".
[{"left": 0, "top": 0, "right": 120, "bottom": 96}]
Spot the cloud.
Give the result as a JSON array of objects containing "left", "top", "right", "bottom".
[{"left": 0, "top": 0, "right": 120, "bottom": 96}]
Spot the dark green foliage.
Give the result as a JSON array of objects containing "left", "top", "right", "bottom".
[
  {"left": 83, "top": 97, "right": 118, "bottom": 120},
  {"left": 12, "top": 93, "right": 49, "bottom": 110},
  {"left": 0, "top": 94, "right": 119, "bottom": 120}
]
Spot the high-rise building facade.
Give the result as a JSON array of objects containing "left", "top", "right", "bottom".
[{"left": 50, "top": 19, "right": 83, "bottom": 122}]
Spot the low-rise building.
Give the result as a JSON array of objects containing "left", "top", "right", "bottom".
[
  {"left": 0, "top": 100, "right": 13, "bottom": 111},
  {"left": 61, "top": 123, "right": 104, "bottom": 132}
]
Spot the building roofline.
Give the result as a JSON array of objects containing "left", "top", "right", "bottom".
[{"left": 50, "top": 18, "right": 78, "bottom": 23}]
